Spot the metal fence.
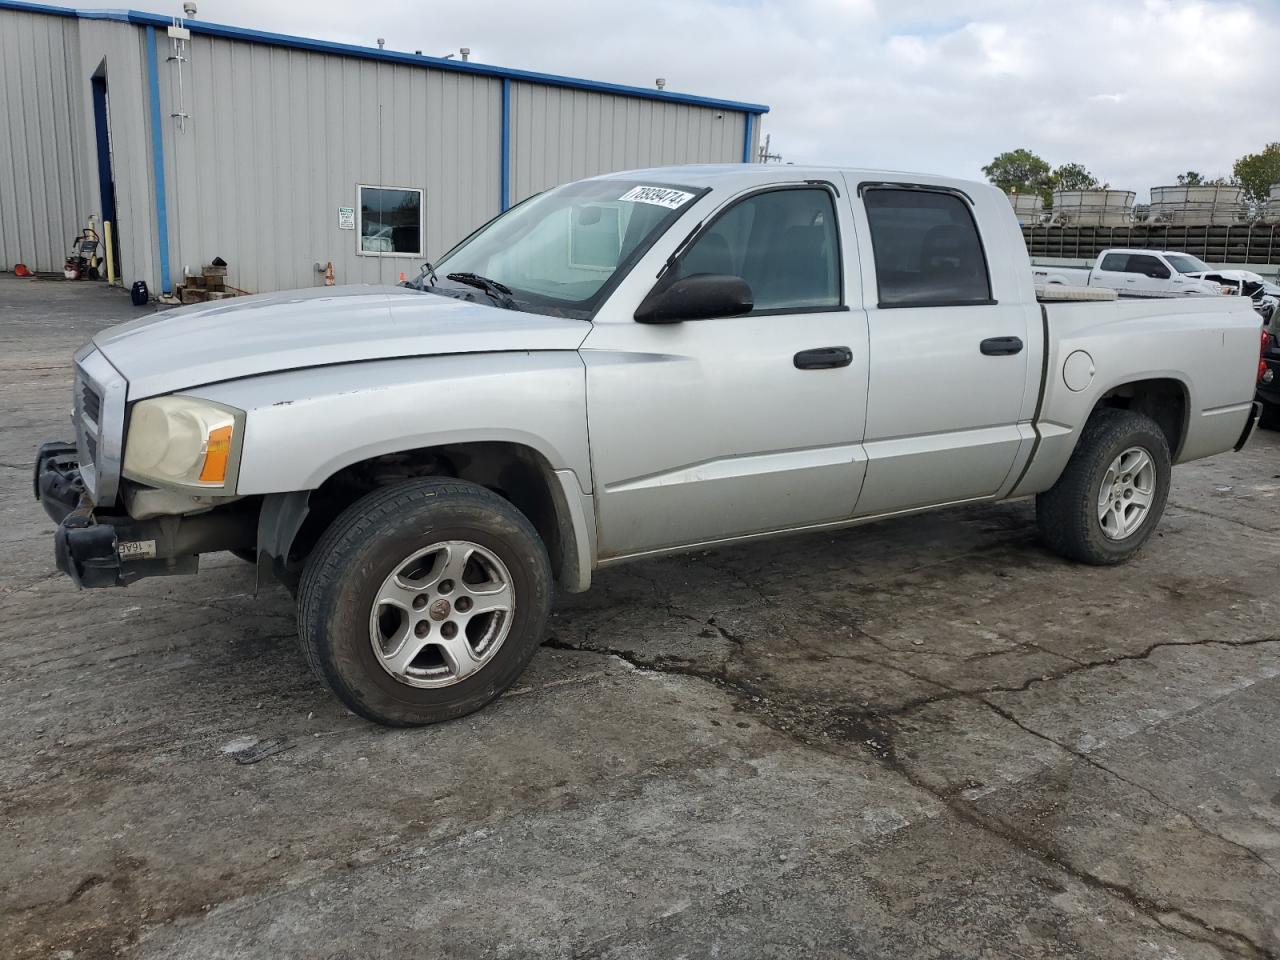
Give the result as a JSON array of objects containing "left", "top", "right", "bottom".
[{"left": 1022, "top": 223, "right": 1280, "bottom": 266}]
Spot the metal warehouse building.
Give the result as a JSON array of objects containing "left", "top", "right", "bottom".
[{"left": 0, "top": 1, "right": 767, "bottom": 296}]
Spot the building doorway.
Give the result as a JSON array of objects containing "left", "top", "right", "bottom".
[{"left": 90, "top": 70, "right": 121, "bottom": 280}]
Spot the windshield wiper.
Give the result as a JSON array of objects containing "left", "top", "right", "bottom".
[
  {"left": 401, "top": 262, "right": 440, "bottom": 291},
  {"left": 446, "top": 272, "right": 517, "bottom": 309}
]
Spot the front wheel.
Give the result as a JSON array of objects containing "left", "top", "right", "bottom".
[
  {"left": 297, "top": 478, "right": 552, "bottom": 726},
  {"left": 1036, "top": 408, "right": 1172, "bottom": 565}
]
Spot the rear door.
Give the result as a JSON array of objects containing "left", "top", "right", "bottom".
[{"left": 847, "top": 183, "right": 1037, "bottom": 516}]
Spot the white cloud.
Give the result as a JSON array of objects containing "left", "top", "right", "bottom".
[{"left": 76, "top": 0, "right": 1279, "bottom": 195}]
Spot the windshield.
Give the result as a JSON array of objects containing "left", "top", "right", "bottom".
[
  {"left": 1164, "top": 253, "right": 1212, "bottom": 274},
  {"left": 432, "top": 179, "right": 705, "bottom": 319}
]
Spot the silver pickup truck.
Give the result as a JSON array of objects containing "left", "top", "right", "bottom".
[{"left": 34, "top": 165, "right": 1263, "bottom": 726}]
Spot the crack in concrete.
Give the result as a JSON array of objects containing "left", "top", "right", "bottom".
[
  {"left": 877, "top": 635, "right": 1280, "bottom": 718},
  {"left": 0, "top": 570, "right": 64, "bottom": 599},
  {"left": 540, "top": 630, "right": 1280, "bottom": 960},
  {"left": 12, "top": 612, "right": 241, "bottom": 671},
  {"left": 978, "top": 695, "right": 1280, "bottom": 882},
  {"left": 837, "top": 616, "right": 1086, "bottom": 670},
  {"left": 1167, "top": 500, "right": 1280, "bottom": 539}
]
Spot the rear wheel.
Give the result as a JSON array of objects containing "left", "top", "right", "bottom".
[
  {"left": 1037, "top": 408, "right": 1171, "bottom": 565},
  {"left": 297, "top": 478, "right": 551, "bottom": 726}
]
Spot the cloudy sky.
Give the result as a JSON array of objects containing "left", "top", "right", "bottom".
[{"left": 80, "top": 0, "right": 1278, "bottom": 196}]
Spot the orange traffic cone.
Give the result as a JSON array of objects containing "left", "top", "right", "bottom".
[{"left": 323, "top": 262, "right": 335, "bottom": 286}]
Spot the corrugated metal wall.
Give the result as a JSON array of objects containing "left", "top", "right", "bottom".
[
  {"left": 0, "top": 10, "right": 90, "bottom": 273},
  {"left": 157, "top": 34, "right": 502, "bottom": 293},
  {"left": 76, "top": 19, "right": 160, "bottom": 292},
  {"left": 3, "top": 6, "right": 761, "bottom": 294},
  {"left": 509, "top": 83, "right": 749, "bottom": 203}
]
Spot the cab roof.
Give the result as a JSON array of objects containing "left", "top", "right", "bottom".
[{"left": 591, "top": 164, "right": 1000, "bottom": 200}]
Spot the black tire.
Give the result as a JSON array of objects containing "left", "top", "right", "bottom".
[
  {"left": 297, "top": 478, "right": 552, "bottom": 726},
  {"left": 1036, "top": 408, "right": 1171, "bottom": 565}
]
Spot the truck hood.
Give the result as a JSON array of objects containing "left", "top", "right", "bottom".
[{"left": 93, "top": 285, "right": 591, "bottom": 398}]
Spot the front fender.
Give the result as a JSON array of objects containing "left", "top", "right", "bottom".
[{"left": 185, "top": 353, "right": 592, "bottom": 495}]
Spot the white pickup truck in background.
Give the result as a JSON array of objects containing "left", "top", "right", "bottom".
[{"left": 1033, "top": 249, "right": 1226, "bottom": 298}]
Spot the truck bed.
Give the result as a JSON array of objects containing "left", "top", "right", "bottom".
[{"left": 1013, "top": 293, "right": 1261, "bottom": 497}]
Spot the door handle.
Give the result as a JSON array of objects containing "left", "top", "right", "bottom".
[
  {"left": 794, "top": 346, "right": 852, "bottom": 370},
  {"left": 980, "top": 336, "right": 1023, "bottom": 356}
]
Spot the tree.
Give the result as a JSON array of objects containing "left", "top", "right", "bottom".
[
  {"left": 1050, "top": 162, "right": 1100, "bottom": 192},
  {"left": 1232, "top": 143, "right": 1280, "bottom": 205},
  {"left": 1175, "top": 171, "right": 1234, "bottom": 187},
  {"left": 982, "top": 148, "right": 1052, "bottom": 204}
]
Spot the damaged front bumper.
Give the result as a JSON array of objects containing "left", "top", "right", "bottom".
[{"left": 34, "top": 441, "right": 256, "bottom": 588}]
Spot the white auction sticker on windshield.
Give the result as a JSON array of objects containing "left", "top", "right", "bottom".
[{"left": 617, "top": 186, "right": 695, "bottom": 209}]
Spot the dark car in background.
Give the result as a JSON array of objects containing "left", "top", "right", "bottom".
[{"left": 1259, "top": 328, "right": 1280, "bottom": 429}]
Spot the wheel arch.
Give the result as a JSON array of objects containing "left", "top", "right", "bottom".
[
  {"left": 1089, "top": 375, "right": 1190, "bottom": 460},
  {"left": 259, "top": 440, "right": 593, "bottom": 594},
  {"left": 1012, "top": 370, "right": 1193, "bottom": 499}
]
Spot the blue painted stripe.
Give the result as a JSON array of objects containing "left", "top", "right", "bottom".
[
  {"left": 500, "top": 79, "right": 511, "bottom": 212},
  {"left": 144, "top": 25, "right": 171, "bottom": 294},
  {"left": 742, "top": 113, "right": 755, "bottom": 164},
  {"left": 0, "top": 0, "right": 769, "bottom": 115},
  {"left": 0, "top": 0, "right": 74, "bottom": 14}
]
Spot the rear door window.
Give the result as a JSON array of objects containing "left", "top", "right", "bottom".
[
  {"left": 862, "top": 188, "right": 993, "bottom": 307},
  {"left": 1099, "top": 252, "right": 1129, "bottom": 272}
]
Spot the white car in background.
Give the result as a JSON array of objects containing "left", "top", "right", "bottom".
[
  {"left": 1181, "top": 268, "right": 1279, "bottom": 324},
  {"left": 1033, "top": 249, "right": 1225, "bottom": 298}
]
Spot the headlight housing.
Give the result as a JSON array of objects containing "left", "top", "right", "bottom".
[{"left": 122, "top": 396, "right": 245, "bottom": 491}]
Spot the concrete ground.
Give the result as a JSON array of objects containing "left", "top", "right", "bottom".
[{"left": 1, "top": 276, "right": 1278, "bottom": 960}]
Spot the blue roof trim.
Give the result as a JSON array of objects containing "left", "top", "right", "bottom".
[
  {"left": 0, "top": 0, "right": 770, "bottom": 115},
  {"left": 0, "top": 0, "right": 75, "bottom": 14}
]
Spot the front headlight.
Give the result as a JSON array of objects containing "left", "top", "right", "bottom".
[{"left": 122, "top": 395, "right": 245, "bottom": 491}]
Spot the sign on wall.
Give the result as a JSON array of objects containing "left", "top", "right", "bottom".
[{"left": 337, "top": 207, "right": 355, "bottom": 230}]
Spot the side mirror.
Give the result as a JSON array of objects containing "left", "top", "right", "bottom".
[{"left": 634, "top": 274, "right": 753, "bottom": 324}]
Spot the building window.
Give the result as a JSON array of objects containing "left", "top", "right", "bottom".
[
  {"left": 863, "top": 188, "right": 993, "bottom": 308},
  {"left": 358, "top": 185, "right": 423, "bottom": 257}
]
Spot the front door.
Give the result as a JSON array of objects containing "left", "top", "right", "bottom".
[
  {"left": 1124, "top": 252, "right": 1173, "bottom": 296},
  {"left": 850, "top": 185, "right": 1034, "bottom": 516},
  {"left": 582, "top": 185, "right": 870, "bottom": 559}
]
